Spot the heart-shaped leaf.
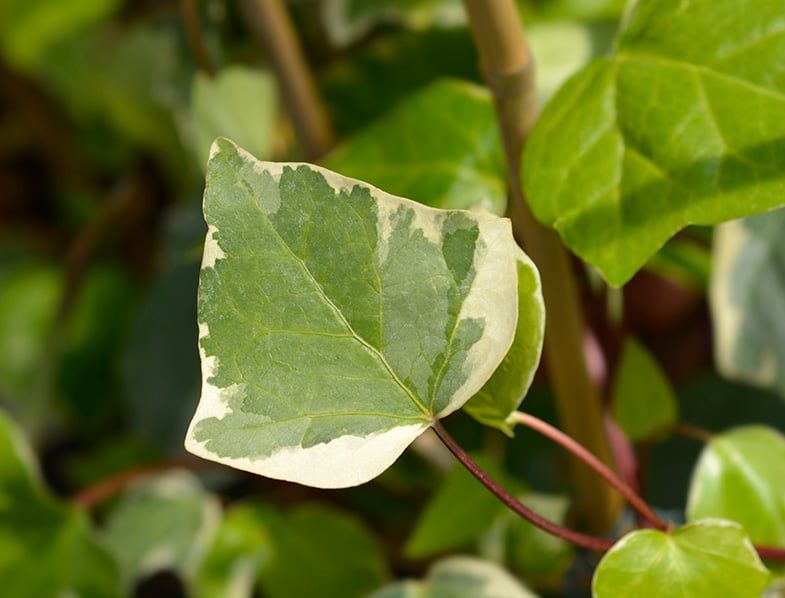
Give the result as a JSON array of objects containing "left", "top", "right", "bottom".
[
  {"left": 592, "top": 520, "right": 769, "bottom": 597},
  {"left": 185, "top": 138, "right": 541, "bottom": 488},
  {"left": 687, "top": 425, "right": 785, "bottom": 547},
  {"left": 523, "top": 0, "right": 785, "bottom": 286}
]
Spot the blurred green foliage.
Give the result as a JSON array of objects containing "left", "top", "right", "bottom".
[{"left": 1, "top": 0, "right": 784, "bottom": 596}]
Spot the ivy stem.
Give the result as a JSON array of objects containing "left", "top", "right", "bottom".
[
  {"left": 755, "top": 546, "right": 785, "bottom": 561},
  {"left": 431, "top": 420, "right": 614, "bottom": 552},
  {"left": 72, "top": 456, "right": 201, "bottom": 510},
  {"left": 511, "top": 411, "right": 666, "bottom": 530},
  {"left": 237, "top": 0, "right": 334, "bottom": 159},
  {"left": 462, "top": 0, "right": 622, "bottom": 532},
  {"left": 668, "top": 422, "right": 714, "bottom": 443}
]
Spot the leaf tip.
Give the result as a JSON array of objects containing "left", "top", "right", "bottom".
[{"left": 208, "top": 136, "right": 239, "bottom": 162}]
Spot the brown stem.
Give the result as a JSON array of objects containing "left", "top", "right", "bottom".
[
  {"left": 669, "top": 422, "right": 714, "bottom": 443},
  {"left": 180, "top": 0, "right": 215, "bottom": 76},
  {"left": 512, "top": 411, "right": 666, "bottom": 530},
  {"left": 73, "top": 456, "right": 202, "bottom": 509},
  {"left": 57, "top": 191, "right": 123, "bottom": 325},
  {"left": 755, "top": 546, "right": 785, "bottom": 561},
  {"left": 462, "top": 0, "right": 622, "bottom": 532},
  {"left": 56, "top": 163, "right": 162, "bottom": 326},
  {"left": 433, "top": 419, "right": 785, "bottom": 561},
  {"left": 432, "top": 420, "right": 614, "bottom": 552},
  {"left": 236, "top": 0, "right": 334, "bottom": 159}
]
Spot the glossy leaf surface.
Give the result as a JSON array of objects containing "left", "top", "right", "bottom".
[
  {"left": 186, "top": 139, "right": 542, "bottom": 488},
  {"left": 687, "top": 426, "right": 785, "bottom": 546},
  {"left": 593, "top": 520, "right": 769, "bottom": 597},
  {"left": 528, "top": 20, "right": 612, "bottom": 105},
  {"left": 524, "top": 0, "right": 785, "bottom": 285}
]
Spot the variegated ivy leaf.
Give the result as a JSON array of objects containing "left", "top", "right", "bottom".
[
  {"left": 368, "top": 555, "right": 539, "bottom": 598},
  {"left": 185, "top": 138, "right": 542, "bottom": 488},
  {"left": 711, "top": 210, "right": 785, "bottom": 399}
]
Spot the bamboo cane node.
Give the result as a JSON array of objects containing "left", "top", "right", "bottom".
[{"left": 482, "top": 63, "right": 536, "bottom": 98}]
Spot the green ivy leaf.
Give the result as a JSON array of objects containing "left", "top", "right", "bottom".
[
  {"left": 523, "top": 0, "right": 785, "bottom": 286},
  {"left": 195, "top": 503, "right": 274, "bottom": 598},
  {"left": 494, "top": 493, "right": 574, "bottom": 586},
  {"left": 464, "top": 258, "right": 544, "bottom": 434},
  {"left": 259, "top": 505, "right": 389, "bottom": 598},
  {"left": 592, "top": 520, "right": 769, "bottom": 597},
  {"left": 528, "top": 20, "right": 613, "bottom": 105},
  {"left": 523, "top": 0, "right": 626, "bottom": 22},
  {"left": 711, "top": 209, "right": 785, "bottom": 400},
  {"left": 185, "top": 138, "right": 542, "bottom": 488},
  {"left": 645, "top": 236, "right": 711, "bottom": 291},
  {"left": 0, "top": 408, "right": 120, "bottom": 597},
  {"left": 101, "top": 470, "right": 221, "bottom": 591},
  {"left": 687, "top": 426, "right": 785, "bottom": 547},
  {"left": 323, "top": 79, "right": 506, "bottom": 213},
  {"left": 319, "top": 28, "right": 479, "bottom": 136},
  {"left": 191, "top": 66, "right": 277, "bottom": 170},
  {"left": 405, "top": 455, "right": 524, "bottom": 557},
  {"left": 611, "top": 337, "right": 678, "bottom": 441},
  {"left": 369, "top": 555, "right": 539, "bottom": 598}
]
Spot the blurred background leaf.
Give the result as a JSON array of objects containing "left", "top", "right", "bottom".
[{"left": 1, "top": 0, "right": 784, "bottom": 595}]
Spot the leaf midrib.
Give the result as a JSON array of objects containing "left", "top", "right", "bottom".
[
  {"left": 252, "top": 172, "right": 433, "bottom": 419},
  {"left": 230, "top": 411, "right": 430, "bottom": 428},
  {"left": 553, "top": 52, "right": 783, "bottom": 231}
]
